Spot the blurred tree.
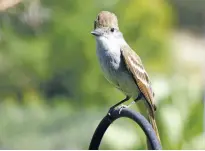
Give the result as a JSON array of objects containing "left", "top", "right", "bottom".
[
  {"left": 1, "top": 0, "right": 204, "bottom": 150},
  {"left": 0, "top": 0, "right": 172, "bottom": 105},
  {"left": 169, "top": 0, "right": 205, "bottom": 33}
]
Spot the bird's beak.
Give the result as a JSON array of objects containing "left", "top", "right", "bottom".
[{"left": 91, "top": 29, "right": 102, "bottom": 36}]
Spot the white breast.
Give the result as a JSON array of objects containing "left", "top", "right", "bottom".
[
  {"left": 95, "top": 36, "right": 140, "bottom": 98},
  {"left": 96, "top": 36, "right": 121, "bottom": 87}
]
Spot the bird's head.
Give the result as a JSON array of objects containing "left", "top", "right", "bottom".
[{"left": 91, "top": 11, "right": 123, "bottom": 40}]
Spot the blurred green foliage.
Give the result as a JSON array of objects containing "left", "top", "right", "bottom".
[{"left": 0, "top": 0, "right": 204, "bottom": 150}]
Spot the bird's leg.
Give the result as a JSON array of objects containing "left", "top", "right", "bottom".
[
  {"left": 109, "top": 96, "right": 130, "bottom": 113},
  {"left": 127, "top": 93, "right": 143, "bottom": 107}
]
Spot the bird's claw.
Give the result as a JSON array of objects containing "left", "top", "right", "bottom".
[
  {"left": 118, "top": 104, "right": 128, "bottom": 114},
  {"left": 108, "top": 104, "right": 129, "bottom": 116},
  {"left": 127, "top": 101, "right": 136, "bottom": 107}
]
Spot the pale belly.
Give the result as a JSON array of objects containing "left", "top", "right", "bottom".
[{"left": 96, "top": 48, "right": 140, "bottom": 98}]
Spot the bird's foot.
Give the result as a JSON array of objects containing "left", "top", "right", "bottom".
[
  {"left": 118, "top": 104, "right": 128, "bottom": 114},
  {"left": 108, "top": 96, "right": 131, "bottom": 116},
  {"left": 127, "top": 100, "right": 136, "bottom": 108}
]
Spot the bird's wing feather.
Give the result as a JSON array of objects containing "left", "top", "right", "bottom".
[{"left": 121, "top": 45, "right": 156, "bottom": 111}]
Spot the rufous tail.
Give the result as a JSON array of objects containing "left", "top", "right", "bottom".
[{"left": 148, "top": 109, "right": 161, "bottom": 144}]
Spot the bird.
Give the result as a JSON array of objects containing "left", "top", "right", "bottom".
[{"left": 91, "top": 11, "right": 161, "bottom": 144}]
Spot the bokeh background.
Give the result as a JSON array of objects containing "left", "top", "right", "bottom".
[{"left": 0, "top": 0, "right": 205, "bottom": 149}]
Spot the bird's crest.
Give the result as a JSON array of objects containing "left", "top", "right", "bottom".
[{"left": 94, "top": 11, "right": 119, "bottom": 30}]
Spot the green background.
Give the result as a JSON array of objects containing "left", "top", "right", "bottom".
[{"left": 0, "top": 0, "right": 204, "bottom": 149}]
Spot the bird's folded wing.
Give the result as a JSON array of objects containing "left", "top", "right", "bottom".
[{"left": 121, "top": 45, "right": 156, "bottom": 111}]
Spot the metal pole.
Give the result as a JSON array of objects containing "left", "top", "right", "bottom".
[{"left": 89, "top": 107, "right": 162, "bottom": 150}]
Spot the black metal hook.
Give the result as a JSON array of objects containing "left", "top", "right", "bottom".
[{"left": 89, "top": 107, "right": 162, "bottom": 150}]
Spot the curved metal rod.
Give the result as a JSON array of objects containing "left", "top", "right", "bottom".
[{"left": 89, "top": 107, "right": 162, "bottom": 150}]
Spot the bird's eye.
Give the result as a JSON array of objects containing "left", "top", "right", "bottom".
[{"left": 110, "top": 28, "right": 115, "bottom": 32}]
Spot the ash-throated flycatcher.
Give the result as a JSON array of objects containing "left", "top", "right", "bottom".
[{"left": 91, "top": 11, "right": 161, "bottom": 143}]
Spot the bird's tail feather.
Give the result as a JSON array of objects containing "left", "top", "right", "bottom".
[{"left": 148, "top": 109, "right": 161, "bottom": 144}]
